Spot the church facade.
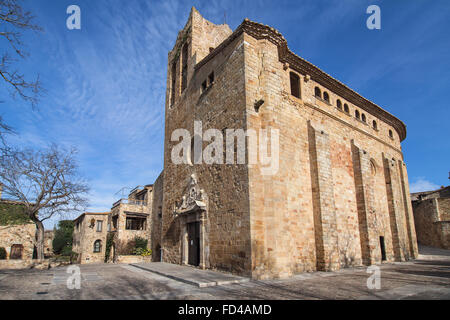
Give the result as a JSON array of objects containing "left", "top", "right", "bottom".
[{"left": 153, "top": 8, "right": 418, "bottom": 279}]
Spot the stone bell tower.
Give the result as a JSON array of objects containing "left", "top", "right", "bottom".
[
  {"left": 164, "top": 7, "right": 232, "bottom": 109},
  {"left": 161, "top": 8, "right": 241, "bottom": 270}
]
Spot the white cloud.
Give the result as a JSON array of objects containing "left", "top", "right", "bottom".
[{"left": 410, "top": 177, "right": 440, "bottom": 193}]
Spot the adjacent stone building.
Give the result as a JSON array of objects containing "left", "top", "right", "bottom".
[
  {"left": 155, "top": 8, "right": 418, "bottom": 279},
  {"left": 151, "top": 173, "right": 164, "bottom": 262},
  {"left": 72, "top": 185, "right": 154, "bottom": 264},
  {"left": 72, "top": 212, "right": 110, "bottom": 264},
  {"left": 412, "top": 186, "right": 450, "bottom": 249},
  {"left": 0, "top": 182, "right": 37, "bottom": 265},
  {"left": 0, "top": 199, "right": 36, "bottom": 261},
  {"left": 109, "top": 185, "right": 153, "bottom": 250},
  {"left": 0, "top": 185, "right": 55, "bottom": 268}
]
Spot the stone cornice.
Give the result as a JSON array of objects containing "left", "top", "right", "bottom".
[{"left": 195, "top": 19, "right": 407, "bottom": 142}]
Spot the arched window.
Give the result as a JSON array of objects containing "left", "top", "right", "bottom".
[
  {"left": 314, "top": 87, "right": 321, "bottom": 99},
  {"left": 372, "top": 120, "right": 378, "bottom": 130},
  {"left": 361, "top": 113, "right": 366, "bottom": 123},
  {"left": 289, "top": 72, "right": 300, "bottom": 98},
  {"left": 337, "top": 99, "right": 342, "bottom": 110},
  {"left": 93, "top": 240, "right": 102, "bottom": 253},
  {"left": 323, "top": 91, "right": 330, "bottom": 103},
  {"left": 355, "top": 110, "right": 360, "bottom": 120},
  {"left": 344, "top": 103, "right": 349, "bottom": 113},
  {"left": 389, "top": 130, "right": 393, "bottom": 139}
]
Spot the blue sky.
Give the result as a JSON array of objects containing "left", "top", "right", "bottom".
[{"left": 1, "top": 0, "right": 449, "bottom": 228}]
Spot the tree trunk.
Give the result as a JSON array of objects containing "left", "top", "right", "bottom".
[{"left": 35, "top": 221, "right": 45, "bottom": 261}]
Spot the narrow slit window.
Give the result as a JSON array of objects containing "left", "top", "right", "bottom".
[
  {"left": 373, "top": 120, "right": 378, "bottom": 130},
  {"left": 380, "top": 236, "right": 387, "bottom": 261},
  {"left": 208, "top": 72, "right": 215, "bottom": 86},
  {"left": 201, "top": 80, "right": 207, "bottom": 93},
  {"left": 170, "top": 62, "right": 176, "bottom": 105},
  {"left": 290, "top": 72, "right": 300, "bottom": 98},
  {"left": 181, "top": 42, "right": 188, "bottom": 92}
]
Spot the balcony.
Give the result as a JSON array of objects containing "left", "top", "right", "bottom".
[{"left": 112, "top": 199, "right": 146, "bottom": 208}]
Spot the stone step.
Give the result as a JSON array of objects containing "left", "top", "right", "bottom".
[{"left": 130, "top": 262, "right": 249, "bottom": 288}]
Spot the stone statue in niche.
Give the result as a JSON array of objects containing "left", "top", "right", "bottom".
[{"left": 174, "top": 174, "right": 206, "bottom": 216}]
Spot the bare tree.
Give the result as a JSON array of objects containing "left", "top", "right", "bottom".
[
  {"left": 0, "top": 0, "right": 43, "bottom": 107},
  {"left": 0, "top": 144, "right": 89, "bottom": 260},
  {"left": 0, "top": 114, "right": 13, "bottom": 145}
]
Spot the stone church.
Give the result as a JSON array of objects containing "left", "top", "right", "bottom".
[{"left": 152, "top": 8, "right": 418, "bottom": 279}]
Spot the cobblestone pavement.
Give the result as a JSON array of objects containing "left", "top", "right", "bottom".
[{"left": 0, "top": 246, "right": 449, "bottom": 300}]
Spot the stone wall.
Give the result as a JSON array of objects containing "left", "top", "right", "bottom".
[
  {"left": 413, "top": 197, "right": 450, "bottom": 249},
  {"left": 115, "top": 255, "right": 152, "bottom": 264},
  {"left": 0, "top": 224, "right": 35, "bottom": 260},
  {"left": 0, "top": 259, "right": 35, "bottom": 269},
  {"left": 243, "top": 28, "right": 417, "bottom": 278},
  {"left": 151, "top": 173, "right": 164, "bottom": 261},
  {"left": 439, "top": 198, "right": 450, "bottom": 221},
  {"left": 0, "top": 259, "right": 70, "bottom": 270},
  {"left": 44, "top": 230, "right": 54, "bottom": 257}
]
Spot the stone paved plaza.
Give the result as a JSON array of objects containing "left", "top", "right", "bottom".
[{"left": 0, "top": 246, "right": 448, "bottom": 300}]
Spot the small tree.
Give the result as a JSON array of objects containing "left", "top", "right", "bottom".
[
  {"left": 0, "top": 144, "right": 89, "bottom": 260},
  {"left": 134, "top": 236, "right": 148, "bottom": 250},
  {"left": 52, "top": 220, "right": 74, "bottom": 255}
]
